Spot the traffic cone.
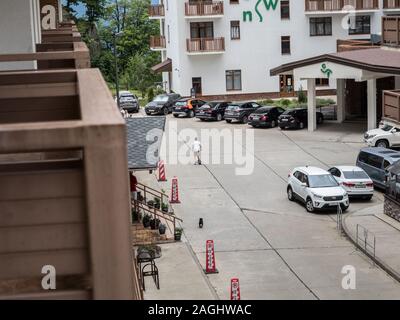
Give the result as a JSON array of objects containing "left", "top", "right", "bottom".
[
  {"left": 170, "top": 176, "right": 181, "bottom": 204},
  {"left": 158, "top": 160, "right": 167, "bottom": 182},
  {"left": 230, "top": 278, "right": 241, "bottom": 300}
]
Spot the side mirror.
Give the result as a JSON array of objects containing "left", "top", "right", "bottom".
[{"left": 301, "top": 182, "right": 307, "bottom": 188}]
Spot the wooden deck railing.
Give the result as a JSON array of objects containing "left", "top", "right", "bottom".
[
  {"left": 305, "top": 0, "right": 378, "bottom": 11},
  {"left": 150, "top": 36, "right": 166, "bottom": 49},
  {"left": 384, "top": 0, "right": 400, "bottom": 9},
  {"left": 383, "top": 90, "right": 400, "bottom": 124},
  {"left": 41, "top": 30, "right": 82, "bottom": 43},
  {"left": 337, "top": 39, "right": 379, "bottom": 52},
  {"left": 186, "top": 37, "right": 225, "bottom": 53},
  {"left": 149, "top": 4, "right": 165, "bottom": 16},
  {"left": 382, "top": 16, "right": 400, "bottom": 47},
  {"left": 185, "top": 1, "right": 224, "bottom": 16}
]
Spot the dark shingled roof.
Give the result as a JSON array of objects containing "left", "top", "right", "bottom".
[
  {"left": 125, "top": 117, "right": 166, "bottom": 170},
  {"left": 270, "top": 47, "right": 400, "bottom": 76}
]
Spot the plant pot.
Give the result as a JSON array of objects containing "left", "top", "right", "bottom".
[
  {"left": 159, "top": 224, "right": 167, "bottom": 235},
  {"left": 174, "top": 233, "right": 182, "bottom": 241},
  {"left": 147, "top": 200, "right": 155, "bottom": 208},
  {"left": 154, "top": 203, "right": 161, "bottom": 210},
  {"left": 131, "top": 210, "right": 138, "bottom": 222},
  {"left": 143, "top": 216, "right": 151, "bottom": 228}
]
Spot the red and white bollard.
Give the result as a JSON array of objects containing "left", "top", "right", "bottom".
[
  {"left": 230, "top": 278, "right": 241, "bottom": 300},
  {"left": 204, "top": 240, "right": 218, "bottom": 274},
  {"left": 158, "top": 160, "right": 167, "bottom": 182},
  {"left": 170, "top": 176, "right": 181, "bottom": 204}
]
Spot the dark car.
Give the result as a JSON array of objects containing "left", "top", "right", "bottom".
[
  {"left": 173, "top": 98, "right": 206, "bottom": 118},
  {"left": 278, "top": 108, "right": 324, "bottom": 130},
  {"left": 248, "top": 106, "right": 285, "bottom": 128},
  {"left": 145, "top": 93, "right": 181, "bottom": 116},
  {"left": 118, "top": 93, "right": 139, "bottom": 113},
  {"left": 224, "top": 102, "right": 263, "bottom": 124},
  {"left": 196, "top": 101, "right": 231, "bottom": 121}
]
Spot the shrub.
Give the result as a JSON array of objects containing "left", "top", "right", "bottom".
[
  {"left": 297, "top": 85, "right": 307, "bottom": 104},
  {"left": 147, "top": 87, "right": 155, "bottom": 102}
]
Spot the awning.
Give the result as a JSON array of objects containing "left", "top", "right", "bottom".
[
  {"left": 126, "top": 117, "right": 166, "bottom": 170},
  {"left": 151, "top": 58, "right": 172, "bottom": 73},
  {"left": 270, "top": 48, "right": 400, "bottom": 77}
]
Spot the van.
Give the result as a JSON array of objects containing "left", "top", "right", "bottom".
[{"left": 356, "top": 147, "right": 400, "bottom": 189}]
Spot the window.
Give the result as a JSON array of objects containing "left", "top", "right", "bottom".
[
  {"left": 226, "top": 70, "right": 242, "bottom": 91},
  {"left": 348, "top": 15, "right": 371, "bottom": 35},
  {"left": 230, "top": 0, "right": 239, "bottom": 3},
  {"left": 366, "top": 155, "right": 383, "bottom": 169},
  {"left": 310, "top": 17, "right": 332, "bottom": 36},
  {"left": 281, "top": 0, "right": 290, "bottom": 19},
  {"left": 190, "top": 22, "right": 214, "bottom": 39},
  {"left": 316, "top": 78, "right": 329, "bottom": 86},
  {"left": 231, "top": 21, "right": 240, "bottom": 40},
  {"left": 167, "top": 25, "right": 170, "bottom": 43},
  {"left": 281, "top": 36, "right": 291, "bottom": 54}
]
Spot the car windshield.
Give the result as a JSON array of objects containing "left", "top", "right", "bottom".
[
  {"left": 154, "top": 95, "right": 169, "bottom": 103},
  {"left": 381, "top": 124, "right": 394, "bottom": 132},
  {"left": 308, "top": 174, "right": 339, "bottom": 188},
  {"left": 343, "top": 171, "right": 369, "bottom": 179},
  {"left": 121, "top": 94, "right": 134, "bottom": 99},
  {"left": 254, "top": 107, "right": 271, "bottom": 114}
]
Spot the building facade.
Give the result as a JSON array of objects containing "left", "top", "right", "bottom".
[{"left": 149, "top": 0, "right": 400, "bottom": 99}]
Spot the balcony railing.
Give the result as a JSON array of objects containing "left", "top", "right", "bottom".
[
  {"left": 150, "top": 36, "right": 166, "bottom": 49},
  {"left": 186, "top": 37, "right": 225, "bottom": 53},
  {"left": 382, "top": 16, "right": 400, "bottom": 47},
  {"left": 337, "top": 39, "right": 379, "bottom": 52},
  {"left": 185, "top": 1, "right": 224, "bottom": 16},
  {"left": 384, "top": 0, "right": 400, "bottom": 9},
  {"left": 41, "top": 30, "right": 82, "bottom": 43},
  {"left": 383, "top": 90, "right": 400, "bottom": 124},
  {"left": 149, "top": 4, "right": 165, "bottom": 17},
  {"left": 305, "top": 0, "right": 378, "bottom": 11}
]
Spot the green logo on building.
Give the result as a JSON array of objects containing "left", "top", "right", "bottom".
[
  {"left": 243, "top": 0, "right": 279, "bottom": 23},
  {"left": 321, "top": 63, "right": 333, "bottom": 78}
]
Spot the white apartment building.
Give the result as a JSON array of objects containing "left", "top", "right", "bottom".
[{"left": 149, "top": 0, "right": 399, "bottom": 100}]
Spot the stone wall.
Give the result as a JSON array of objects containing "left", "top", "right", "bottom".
[{"left": 384, "top": 195, "right": 400, "bottom": 222}]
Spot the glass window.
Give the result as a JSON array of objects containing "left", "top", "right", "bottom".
[
  {"left": 231, "top": 21, "right": 240, "bottom": 40},
  {"left": 226, "top": 70, "right": 242, "bottom": 91},
  {"left": 366, "top": 155, "right": 383, "bottom": 168},
  {"left": 349, "top": 16, "right": 371, "bottom": 35},
  {"left": 342, "top": 171, "right": 370, "bottom": 179},
  {"left": 310, "top": 17, "right": 332, "bottom": 36},
  {"left": 281, "top": 36, "right": 291, "bottom": 55},
  {"left": 308, "top": 175, "right": 339, "bottom": 188},
  {"left": 281, "top": 0, "right": 290, "bottom": 19}
]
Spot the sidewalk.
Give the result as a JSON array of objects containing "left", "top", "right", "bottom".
[{"left": 343, "top": 203, "right": 400, "bottom": 281}]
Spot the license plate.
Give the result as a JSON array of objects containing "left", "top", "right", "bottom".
[
  {"left": 329, "top": 203, "right": 338, "bottom": 206},
  {"left": 355, "top": 184, "right": 366, "bottom": 188},
  {"left": 281, "top": 119, "right": 288, "bottom": 122},
  {"left": 199, "top": 111, "right": 205, "bottom": 114},
  {"left": 253, "top": 116, "right": 259, "bottom": 120}
]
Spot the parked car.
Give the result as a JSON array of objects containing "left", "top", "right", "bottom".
[
  {"left": 196, "top": 101, "right": 231, "bottom": 121},
  {"left": 278, "top": 108, "right": 324, "bottom": 130},
  {"left": 173, "top": 98, "right": 206, "bottom": 118},
  {"left": 364, "top": 123, "right": 400, "bottom": 148},
  {"left": 328, "top": 166, "right": 374, "bottom": 200},
  {"left": 287, "top": 166, "right": 349, "bottom": 213},
  {"left": 224, "top": 102, "right": 263, "bottom": 124},
  {"left": 356, "top": 147, "right": 400, "bottom": 189},
  {"left": 145, "top": 93, "right": 181, "bottom": 116},
  {"left": 116, "top": 91, "right": 139, "bottom": 113},
  {"left": 248, "top": 106, "right": 285, "bottom": 128}
]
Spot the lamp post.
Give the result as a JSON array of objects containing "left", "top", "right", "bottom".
[{"left": 113, "top": 31, "right": 123, "bottom": 108}]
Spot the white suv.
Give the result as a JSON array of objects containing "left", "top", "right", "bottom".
[
  {"left": 364, "top": 124, "right": 400, "bottom": 148},
  {"left": 287, "top": 166, "right": 349, "bottom": 213}
]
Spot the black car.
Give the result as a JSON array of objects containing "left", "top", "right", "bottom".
[
  {"left": 249, "top": 106, "right": 285, "bottom": 128},
  {"left": 196, "top": 101, "right": 231, "bottom": 121},
  {"left": 278, "top": 108, "right": 324, "bottom": 130},
  {"left": 173, "top": 98, "right": 206, "bottom": 118},
  {"left": 118, "top": 93, "right": 139, "bottom": 113},
  {"left": 224, "top": 102, "right": 263, "bottom": 124},
  {"left": 145, "top": 93, "right": 181, "bottom": 115}
]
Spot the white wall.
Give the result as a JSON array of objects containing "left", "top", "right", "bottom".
[
  {"left": 0, "top": 0, "right": 37, "bottom": 71},
  {"left": 162, "top": 0, "right": 385, "bottom": 97}
]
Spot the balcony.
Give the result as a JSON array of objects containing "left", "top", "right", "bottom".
[
  {"left": 186, "top": 37, "right": 225, "bottom": 55},
  {"left": 150, "top": 36, "right": 166, "bottom": 51},
  {"left": 185, "top": 1, "right": 224, "bottom": 18},
  {"left": 305, "top": 0, "right": 379, "bottom": 13},
  {"left": 384, "top": 0, "right": 400, "bottom": 10},
  {"left": 149, "top": 4, "right": 165, "bottom": 18},
  {"left": 337, "top": 39, "right": 379, "bottom": 52},
  {"left": 382, "top": 16, "right": 400, "bottom": 47},
  {"left": 41, "top": 30, "right": 82, "bottom": 43},
  {"left": 383, "top": 90, "right": 400, "bottom": 124}
]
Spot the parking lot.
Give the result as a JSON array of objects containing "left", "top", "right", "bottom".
[{"left": 142, "top": 116, "right": 400, "bottom": 300}]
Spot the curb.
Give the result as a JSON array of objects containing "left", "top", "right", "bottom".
[{"left": 342, "top": 214, "right": 400, "bottom": 283}]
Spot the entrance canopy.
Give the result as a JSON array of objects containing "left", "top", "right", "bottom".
[
  {"left": 151, "top": 58, "right": 172, "bottom": 73},
  {"left": 270, "top": 47, "right": 400, "bottom": 132}
]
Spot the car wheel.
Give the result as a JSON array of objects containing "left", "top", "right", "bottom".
[
  {"left": 341, "top": 205, "right": 349, "bottom": 212},
  {"left": 200, "top": 119, "right": 205, "bottom": 121},
  {"left": 242, "top": 116, "right": 249, "bottom": 124},
  {"left": 287, "top": 187, "right": 294, "bottom": 201},
  {"left": 163, "top": 107, "right": 168, "bottom": 115},
  {"left": 173, "top": 114, "right": 179, "bottom": 118},
  {"left": 376, "top": 139, "right": 389, "bottom": 148},
  {"left": 299, "top": 122, "right": 305, "bottom": 129},
  {"left": 226, "top": 120, "right": 232, "bottom": 123},
  {"left": 189, "top": 110, "right": 195, "bottom": 118},
  {"left": 146, "top": 112, "right": 151, "bottom": 116},
  {"left": 216, "top": 114, "right": 223, "bottom": 121},
  {"left": 306, "top": 198, "right": 315, "bottom": 213},
  {"left": 271, "top": 120, "right": 277, "bottom": 128}
]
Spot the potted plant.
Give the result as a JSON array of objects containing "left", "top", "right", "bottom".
[
  {"left": 159, "top": 223, "right": 167, "bottom": 235},
  {"left": 150, "top": 218, "right": 161, "bottom": 230},
  {"left": 142, "top": 214, "right": 151, "bottom": 228},
  {"left": 154, "top": 197, "right": 161, "bottom": 210},
  {"left": 174, "top": 227, "right": 183, "bottom": 241},
  {"left": 161, "top": 202, "right": 169, "bottom": 213},
  {"left": 147, "top": 200, "right": 155, "bottom": 208},
  {"left": 131, "top": 209, "right": 139, "bottom": 222}
]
